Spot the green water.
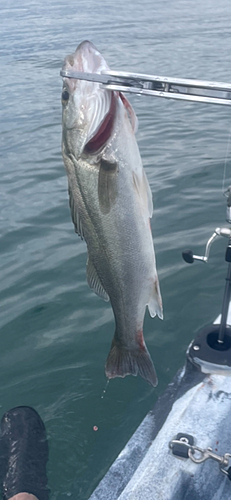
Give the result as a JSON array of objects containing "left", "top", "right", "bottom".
[{"left": 1, "top": 0, "right": 231, "bottom": 497}]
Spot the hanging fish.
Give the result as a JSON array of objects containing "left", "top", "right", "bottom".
[{"left": 61, "top": 41, "right": 163, "bottom": 386}]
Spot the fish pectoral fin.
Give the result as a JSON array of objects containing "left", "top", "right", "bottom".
[
  {"left": 68, "top": 183, "right": 85, "bottom": 240},
  {"left": 86, "top": 257, "right": 109, "bottom": 302},
  {"left": 98, "top": 158, "right": 118, "bottom": 214},
  {"left": 148, "top": 277, "right": 163, "bottom": 320},
  {"left": 132, "top": 170, "right": 153, "bottom": 218}
]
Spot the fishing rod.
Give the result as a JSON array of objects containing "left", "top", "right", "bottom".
[{"left": 60, "top": 69, "right": 231, "bottom": 106}]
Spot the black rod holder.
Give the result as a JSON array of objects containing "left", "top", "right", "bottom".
[{"left": 218, "top": 240, "right": 231, "bottom": 343}]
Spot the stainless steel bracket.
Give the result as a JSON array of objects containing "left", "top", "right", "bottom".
[{"left": 60, "top": 69, "right": 231, "bottom": 106}]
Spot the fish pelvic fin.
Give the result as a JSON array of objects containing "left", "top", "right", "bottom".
[
  {"left": 148, "top": 277, "right": 163, "bottom": 320},
  {"left": 105, "top": 334, "right": 158, "bottom": 387}
]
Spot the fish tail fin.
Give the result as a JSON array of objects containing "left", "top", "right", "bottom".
[{"left": 105, "top": 334, "right": 158, "bottom": 387}]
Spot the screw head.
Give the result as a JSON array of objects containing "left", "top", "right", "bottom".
[{"left": 180, "top": 437, "right": 189, "bottom": 444}]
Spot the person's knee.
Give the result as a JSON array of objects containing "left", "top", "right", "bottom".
[{"left": 7, "top": 494, "right": 39, "bottom": 500}]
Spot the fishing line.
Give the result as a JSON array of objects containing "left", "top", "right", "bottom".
[
  {"left": 101, "top": 379, "right": 109, "bottom": 399},
  {"left": 222, "top": 125, "right": 231, "bottom": 194}
]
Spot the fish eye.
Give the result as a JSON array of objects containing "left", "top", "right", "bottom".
[{"left": 62, "top": 89, "right": 70, "bottom": 102}]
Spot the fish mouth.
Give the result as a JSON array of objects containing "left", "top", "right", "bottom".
[
  {"left": 62, "top": 41, "right": 117, "bottom": 154},
  {"left": 64, "top": 41, "right": 108, "bottom": 76}
]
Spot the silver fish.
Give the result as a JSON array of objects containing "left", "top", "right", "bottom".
[{"left": 61, "top": 41, "right": 163, "bottom": 386}]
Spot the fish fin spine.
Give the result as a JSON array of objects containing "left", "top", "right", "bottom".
[{"left": 105, "top": 334, "right": 158, "bottom": 387}]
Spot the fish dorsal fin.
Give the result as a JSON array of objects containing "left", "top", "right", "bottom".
[
  {"left": 86, "top": 258, "right": 109, "bottom": 302},
  {"left": 119, "top": 92, "right": 138, "bottom": 133},
  {"left": 68, "top": 184, "right": 85, "bottom": 240},
  {"left": 132, "top": 170, "right": 153, "bottom": 218}
]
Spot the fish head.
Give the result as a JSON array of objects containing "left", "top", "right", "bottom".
[{"left": 61, "top": 40, "right": 115, "bottom": 159}]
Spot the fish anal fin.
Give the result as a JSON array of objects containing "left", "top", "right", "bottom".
[
  {"left": 105, "top": 334, "right": 158, "bottom": 387},
  {"left": 68, "top": 184, "right": 85, "bottom": 240},
  {"left": 148, "top": 277, "right": 163, "bottom": 320},
  {"left": 98, "top": 158, "right": 118, "bottom": 214},
  {"left": 87, "top": 257, "right": 109, "bottom": 302}
]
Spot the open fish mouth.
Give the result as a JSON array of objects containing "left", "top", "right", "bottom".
[{"left": 62, "top": 41, "right": 116, "bottom": 154}]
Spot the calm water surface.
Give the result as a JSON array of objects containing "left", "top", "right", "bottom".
[{"left": 1, "top": 0, "right": 231, "bottom": 498}]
